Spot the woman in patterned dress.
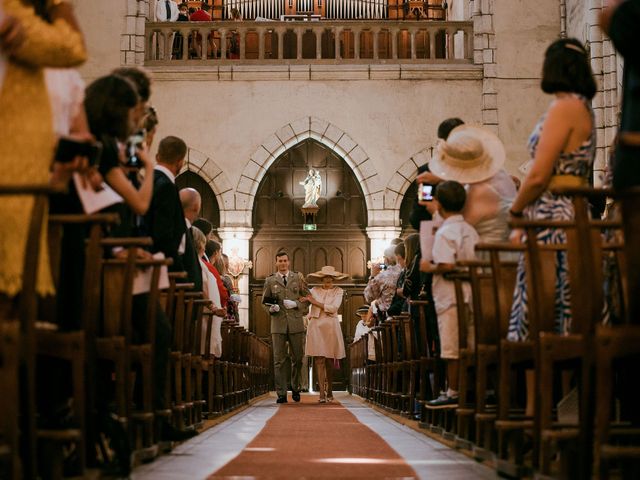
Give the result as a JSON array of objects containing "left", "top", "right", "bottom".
[
  {"left": 507, "top": 38, "right": 596, "bottom": 415},
  {"left": 303, "top": 266, "right": 348, "bottom": 403}
]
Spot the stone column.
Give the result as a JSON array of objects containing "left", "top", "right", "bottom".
[
  {"left": 334, "top": 28, "right": 342, "bottom": 60},
  {"left": 315, "top": 28, "right": 323, "bottom": 59},
  {"left": 239, "top": 28, "right": 246, "bottom": 60},
  {"left": 259, "top": 28, "right": 265, "bottom": 60},
  {"left": 372, "top": 28, "right": 380, "bottom": 60},
  {"left": 219, "top": 28, "right": 227, "bottom": 60},
  {"left": 410, "top": 29, "right": 416, "bottom": 60},
  {"left": 277, "top": 27, "right": 285, "bottom": 60},
  {"left": 296, "top": 27, "right": 303, "bottom": 60},
  {"left": 353, "top": 28, "right": 361, "bottom": 60},
  {"left": 366, "top": 227, "right": 403, "bottom": 265},
  {"left": 391, "top": 28, "right": 398, "bottom": 60}
]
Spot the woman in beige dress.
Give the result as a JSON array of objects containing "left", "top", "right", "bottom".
[{"left": 303, "top": 266, "right": 347, "bottom": 403}]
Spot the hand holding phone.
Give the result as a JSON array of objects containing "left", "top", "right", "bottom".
[
  {"left": 418, "top": 183, "right": 433, "bottom": 202},
  {"left": 54, "top": 137, "right": 102, "bottom": 166}
]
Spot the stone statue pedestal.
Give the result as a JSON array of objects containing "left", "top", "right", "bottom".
[{"left": 301, "top": 205, "right": 319, "bottom": 230}]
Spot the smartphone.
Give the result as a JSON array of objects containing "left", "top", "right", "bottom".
[
  {"left": 126, "top": 130, "right": 146, "bottom": 168},
  {"left": 418, "top": 183, "right": 433, "bottom": 201},
  {"left": 54, "top": 137, "right": 103, "bottom": 166}
]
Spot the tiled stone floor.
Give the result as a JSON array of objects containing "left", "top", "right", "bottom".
[{"left": 132, "top": 392, "right": 497, "bottom": 480}]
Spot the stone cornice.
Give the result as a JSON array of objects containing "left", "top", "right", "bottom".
[{"left": 147, "top": 63, "right": 483, "bottom": 81}]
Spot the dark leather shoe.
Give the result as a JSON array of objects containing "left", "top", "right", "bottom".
[
  {"left": 292, "top": 391, "right": 301, "bottom": 402},
  {"left": 276, "top": 395, "right": 288, "bottom": 404}
]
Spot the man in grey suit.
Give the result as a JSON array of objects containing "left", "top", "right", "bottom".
[{"left": 262, "top": 252, "right": 310, "bottom": 403}]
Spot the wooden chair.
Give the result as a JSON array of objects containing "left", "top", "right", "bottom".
[
  {"left": 511, "top": 188, "right": 621, "bottom": 478},
  {"left": 0, "top": 322, "right": 20, "bottom": 480},
  {"left": 453, "top": 262, "right": 493, "bottom": 450},
  {"left": 398, "top": 315, "right": 420, "bottom": 418},
  {"left": 185, "top": 294, "right": 211, "bottom": 426},
  {"left": 130, "top": 256, "right": 174, "bottom": 461},
  {"left": 592, "top": 187, "right": 640, "bottom": 479},
  {"left": 0, "top": 185, "right": 64, "bottom": 479},
  {"left": 167, "top": 281, "right": 195, "bottom": 430},
  {"left": 472, "top": 245, "right": 520, "bottom": 462},
  {"left": 419, "top": 268, "right": 476, "bottom": 440},
  {"left": 409, "top": 299, "right": 444, "bottom": 430},
  {"left": 494, "top": 237, "right": 563, "bottom": 478},
  {"left": 36, "top": 213, "right": 118, "bottom": 477}
]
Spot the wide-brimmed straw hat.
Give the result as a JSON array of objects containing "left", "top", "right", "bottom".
[
  {"left": 429, "top": 125, "right": 506, "bottom": 184},
  {"left": 307, "top": 265, "right": 349, "bottom": 281},
  {"left": 356, "top": 305, "right": 370, "bottom": 316}
]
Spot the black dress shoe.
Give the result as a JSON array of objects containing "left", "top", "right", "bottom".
[
  {"left": 292, "top": 391, "right": 301, "bottom": 402},
  {"left": 276, "top": 395, "right": 288, "bottom": 404}
]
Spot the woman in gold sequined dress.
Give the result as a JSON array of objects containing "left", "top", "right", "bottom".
[{"left": 0, "top": 0, "right": 87, "bottom": 298}]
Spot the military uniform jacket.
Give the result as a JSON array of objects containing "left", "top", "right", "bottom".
[{"left": 262, "top": 271, "right": 310, "bottom": 334}]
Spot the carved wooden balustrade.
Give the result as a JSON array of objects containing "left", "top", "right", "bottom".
[{"left": 145, "top": 20, "right": 473, "bottom": 65}]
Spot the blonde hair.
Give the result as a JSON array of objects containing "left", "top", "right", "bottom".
[{"left": 192, "top": 226, "right": 207, "bottom": 253}]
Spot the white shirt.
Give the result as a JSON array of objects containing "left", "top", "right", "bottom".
[
  {"left": 155, "top": 0, "right": 179, "bottom": 21},
  {"left": 154, "top": 164, "right": 175, "bottom": 183},
  {"left": 178, "top": 218, "right": 190, "bottom": 255},
  {"left": 353, "top": 320, "right": 370, "bottom": 342},
  {"left": 431, "top": 214, "right": 479, "bottom": 314}
]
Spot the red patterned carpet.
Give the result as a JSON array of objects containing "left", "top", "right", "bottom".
[{"left": 208, "top": 395, "right": 417, "bottom": 479}]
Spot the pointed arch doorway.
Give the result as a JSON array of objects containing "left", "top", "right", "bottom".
[{"left": 249, "top": 139, "right": 369, "bottom": 390}]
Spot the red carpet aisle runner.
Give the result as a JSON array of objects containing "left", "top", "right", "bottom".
[{"left": 209, "top": 395, "right": 417, "bottom": 479}]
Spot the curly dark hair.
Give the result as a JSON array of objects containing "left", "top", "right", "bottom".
[
  {"left": 84, "top": 75, "right": 140, "bottom": 141},
  {"left": 541, "top": 38, "right": 596, "bottom": 100}
]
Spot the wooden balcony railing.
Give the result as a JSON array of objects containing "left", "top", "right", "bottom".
[{"left": 145, "top": 20, "right": 473, "bottom": 65}]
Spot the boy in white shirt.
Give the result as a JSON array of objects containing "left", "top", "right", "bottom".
[{"left": 422, "top": 181, "right": 479, "bottom": 407}]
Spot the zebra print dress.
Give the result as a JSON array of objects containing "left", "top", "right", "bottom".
[{"left": 507, "top": 94, "right": 595, "bottom": 342}]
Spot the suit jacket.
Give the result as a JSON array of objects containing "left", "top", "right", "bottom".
[
  {"left": 262, "top": 271, "right": 310, "bottom": 334},
  {"left": 145, "top": 170, "right": 186, "bottom": 271}
]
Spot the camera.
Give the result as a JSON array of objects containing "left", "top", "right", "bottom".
[
  {"left": 418, "top": 183, "right": 433, "bottom": 201},
  {"left": 379, "top": 263, "right": 387, "bottom": 271},
  {"left": 125, "top": 130, "right": 146, "bottom": 169}
]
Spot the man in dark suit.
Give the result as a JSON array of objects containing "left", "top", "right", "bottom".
[
  {"left": 179, "top": 187, "right": 203, "bottom": 291},
  {"left": 145, "top": 136, "right": 188, "bottom": 269},
  {"left": 137, "top": 135, "right": 197, "bottom": 441}
]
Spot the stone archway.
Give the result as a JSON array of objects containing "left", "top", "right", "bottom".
[
  {"left": 180, "top": 146, "right": 234, "bottom": 217},
  {"left": 384, "top": 145, "right": 435, "bottom": 214},
  {"left": 235, "top": 117, "right": 385, "bottom": 228}
]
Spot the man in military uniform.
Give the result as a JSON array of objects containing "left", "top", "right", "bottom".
[{"left": 262, "top": 251, "right": 310, "bottom": 403}]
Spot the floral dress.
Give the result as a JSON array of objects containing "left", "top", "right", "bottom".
[{"left": 507, "top": 94, "right": 595, "bottom": 341}]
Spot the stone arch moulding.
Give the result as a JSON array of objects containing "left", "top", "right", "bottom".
[
  {"left": 236, "top": 117, "right": 385, "bottom": 228},
  {"left": 180, "top": 146, "right": 234, "bottom": 214},
  {"left": 384, "top": 145, "right": 435, "bottom": 215}
]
